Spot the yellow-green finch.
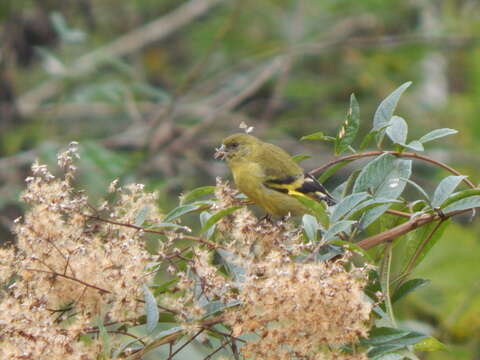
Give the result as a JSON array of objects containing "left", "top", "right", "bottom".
[{"left": 215, "top": 133, "right": 335, "bottom": 216}]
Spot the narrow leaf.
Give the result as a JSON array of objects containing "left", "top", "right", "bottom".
[
  {"left": 201, "top": 206, "right": 242, "bottom": 235},
  {"left": 440, "top": 189, "right": 480, "bottom": 209},
  {"left": 402, "top": 219, "right": 449, "bottom": 272},
  {"left": 431, "top": 175, "right": 467, "bottom": 208},
  {"left": 331, "top": 192, "right": 370, "bottom": 222},
  {"left": 353, "top": 153, "right": 397, "bottom": 193},
  {"left": 180, "top": 186, "right": 215, "bottom": 205},
  {"left": 134, "top": 205, "right": 150, "bottom": 227},
  {"left": 392, "top": 278, "right": 430, "bottom": 303},
  {"left": 353, "top": 153, "right": 411, "bottom": 227},
  {"left": 386, "top": 116, "right": 408, "bottom": 145},
  {"left": 291, "top": 154, "right": 312, "bottom": 163},
  {"left": 324, "top": 220, "right": 356, "bottom": 241},
  {"left": 442, "top": 195, "right": 480, "bottom": 213},
  {"left": 419, "top": 128, "right": 458, "bottom": 144},
  {"left": 335, "top": 93, "right": 360, "bottom": 155},
  {"left": 361, "top": 327, "right": 411, "bottom": 345},
  {"left": 380, "top": 243, "right": 396, "bottom": 327},
  {"left": 164, "top": 204, "right": 201, "bottom": 223},
  {"left": 373, "top": 82, "right": 412, "bottom": 131},
  {"left": 97, "top": 317, "right": 111, "bottom": 358},
  {"left": 293, "top": 194, "right": 329, "bottom": 228},
  {"left": 414, "top": 336, "right": 448, "bottom": 352},
  {"left": 146, "top": 223, "right": 191, "bottom": 232},
  {"left": 143, "top": 284, "right": 159, "bottom": 334},
  {"left": 405, "top": 140, "right": 424, "bottom": 152},
  {"left": 300, "top": 132, "right": 325, "bottom": 141},
  {"left": 302, "top": 214, "right": 318, "bottom": 242}
]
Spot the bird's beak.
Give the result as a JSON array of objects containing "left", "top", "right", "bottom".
[{"left": 214, "top": 144, "right": 226, "bottom": 160}]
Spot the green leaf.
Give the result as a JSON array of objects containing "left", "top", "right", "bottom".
[
  {"left": 134, "top": 205, "right": 150, "bottom": 227},
  {"left": 202, "top": 299, "right": 240, "bottom": 318},
  {"left": 292, "top": 154, "right": 312, "bottom": 163},
  {"left": 419, "top": 128, "right": 458, "bottom": 144},
  {"left": 180, "top": 186, "right": 215, "bottom": 205},
  {"left": 362, "top": 327, "right": 411, "bottom": 345},
  {"left": 431, "top": 175, "right": 467, "bottom": 208},
  {"left": 372, "top": 353, "right": 406, "bottom": 360},
  {"left": 200, "top": 211, "right": 214, "bottom": 239},
  {"left": 353, "top": 153, "right": 411, "bottom": 227},
  {"left": 414, "top": 336, "right": 448, "bottom": 352},
  {"left": 368, "top": 344, "right": 405, "bottom": 358},
  {"left": 362, "top": 327, "right": 427, "bottom": 347},
  {"left": 143, "top": 284, "right": 159, "bottom": 334},
  {"left": 335, "top": 93, "right": 360, "bottom": 155},
  {"left": 112, "top": 337, "right": 144, "bottom": 359},
  {"left": 386, "top": 116, "right": 408, "bottom": 145},
  {"left": 164, "top": 204, "right": 201, "bottom": 223},
  {"left": 324, "top": 220, "right": 356, "bottom": 241},
  {"left": 440, "top": 189, "right": 480, "bottom": 209},
  {"left": 302, "top": 214, "right": 318, "bottom": 242},
  {"left": 317, "top": 160, "right": 354, "bottom": 183},
  {"left": 442, "top": 195, "right": 480, "bottom": 213},
  {"left": 313, "top": 244, "right": 344, "bottom": 262},
  {"left": 401, "top": 177, "right": 430, "bottom": 201},
  {"left": 402, "top": 219, "right": 449, "bottom": 271},
  {"left": 146, "top": 223, "right": 191, "bottom": 232},
  {"left": 216, "top": 249, "right": 245, "bottom": 281},
  {"left": 330, "top": 239, "right": 373, "bottom": 261},
  {"left": 97, "top": 317, "right": 111, "bottom": 359},
  {"left": 358, "top": 130, "right": 378, "bottom": 151},
  {"left": 300, "top": 132, "right": 326, "bottom": 141},
  {"left": 353, "top": 154, "right": 400, "bottom": 193},
  {"left": 404, "top": 140, "right": 424, "bottom": 152},
  {"left": 373, "top": 82, "right": 412, "bottom": 131},
  {"left": 200, "top": 206, "right": 242, "bottom": 235},
  {"left": 293, "top": 195, "right": 329, "bottom": 228},
  {"left": 392, "top": 278, "right": 430, "bottom": 303},
  {"left": 152, "top": 279, "right": 177, "bottom": 296},
  {"left": 380, "top": 243, "right": 396, "bottom": 326},
  {"left": 331, "top": 192, "right": 369, "bottom": 222}
]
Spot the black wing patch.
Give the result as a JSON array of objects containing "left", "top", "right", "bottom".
[
  {"left": 264, "top": 173, "right": 336, "bottom": 205},
  {"left": 266, "top": 175, "right": 298, "bottom": 185},
  {"left": 297, "top": 174, "right": 336, "bottom": 205}
]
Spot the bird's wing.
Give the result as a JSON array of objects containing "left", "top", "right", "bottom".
[
  {"left": 257, "top": 142, "right": 303, "bottom": 180},
  {"left": 265, "top": 172, "right": 335, "bottom": 205},
  {"left": 295, "top": 173, "right": 336, "bottom": 205},
  {"left": 256, "top": 143, "right": 336, "bottom": 205}
]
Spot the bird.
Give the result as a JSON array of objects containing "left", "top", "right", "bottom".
[{"left": 214, "top": 133, "right": 335, "bottom": 217}]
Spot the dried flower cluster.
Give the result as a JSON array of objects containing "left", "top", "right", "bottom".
[
  {"left": 226, "top": 250, "right": 372, "bottom": 359},
  {"left": 0, "top": 143, "right": 161, "bottom": 359},
  {"left": 0, "top": 146, "right": 374, "bottom": 359},
  {"left": 173, "top": 180, "right": 373, "bottom": 359}
]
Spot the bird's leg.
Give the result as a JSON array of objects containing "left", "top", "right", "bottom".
[{"left": 257, "top": 213, "right": 273, "bottom": 224}]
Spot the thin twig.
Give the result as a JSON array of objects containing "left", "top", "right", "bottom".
[
  {"left": 25, "top": 268, "right": 111, "bottom": 294},
  {"left": 167, "top": 329, "right": 205, "bottom": 359},
  {"left": 310, "top": 151, "right": 477, "bottom": 189},
  {"left": 87, "top": 214, "right": 226, "bottom": 250},
  {"left": 357, "top": 209, "right": 468, "bottom": 250}
]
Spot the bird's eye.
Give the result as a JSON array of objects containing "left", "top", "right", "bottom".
[{"left": 230, "top": 142, "right": 239, "bottom": 148}]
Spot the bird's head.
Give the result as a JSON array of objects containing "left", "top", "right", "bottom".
[{"left": 214, "top": 133, "right": 259, "bottom": 162}]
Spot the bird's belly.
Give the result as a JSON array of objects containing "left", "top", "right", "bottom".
[
  {"left": 240, "top": 182, "right": 306, "bottom": 216},
  {"left": 232, "top": 162, "right": 307, "bottom": 216}
]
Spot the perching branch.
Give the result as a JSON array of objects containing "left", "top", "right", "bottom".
[
  {"left": 356, "top": 209, "right": 468, "bottom": 250},
  {"left": 310, "top": 150, "right": 476, "bottom": 189}
]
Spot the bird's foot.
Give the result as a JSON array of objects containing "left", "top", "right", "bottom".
[{"left": 257, "top": 214, "right": 273, "bottom": 224}]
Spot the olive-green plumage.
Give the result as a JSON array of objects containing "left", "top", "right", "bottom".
[{"left": 215, "top": 133, "right": 335, "bottom": 216}]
